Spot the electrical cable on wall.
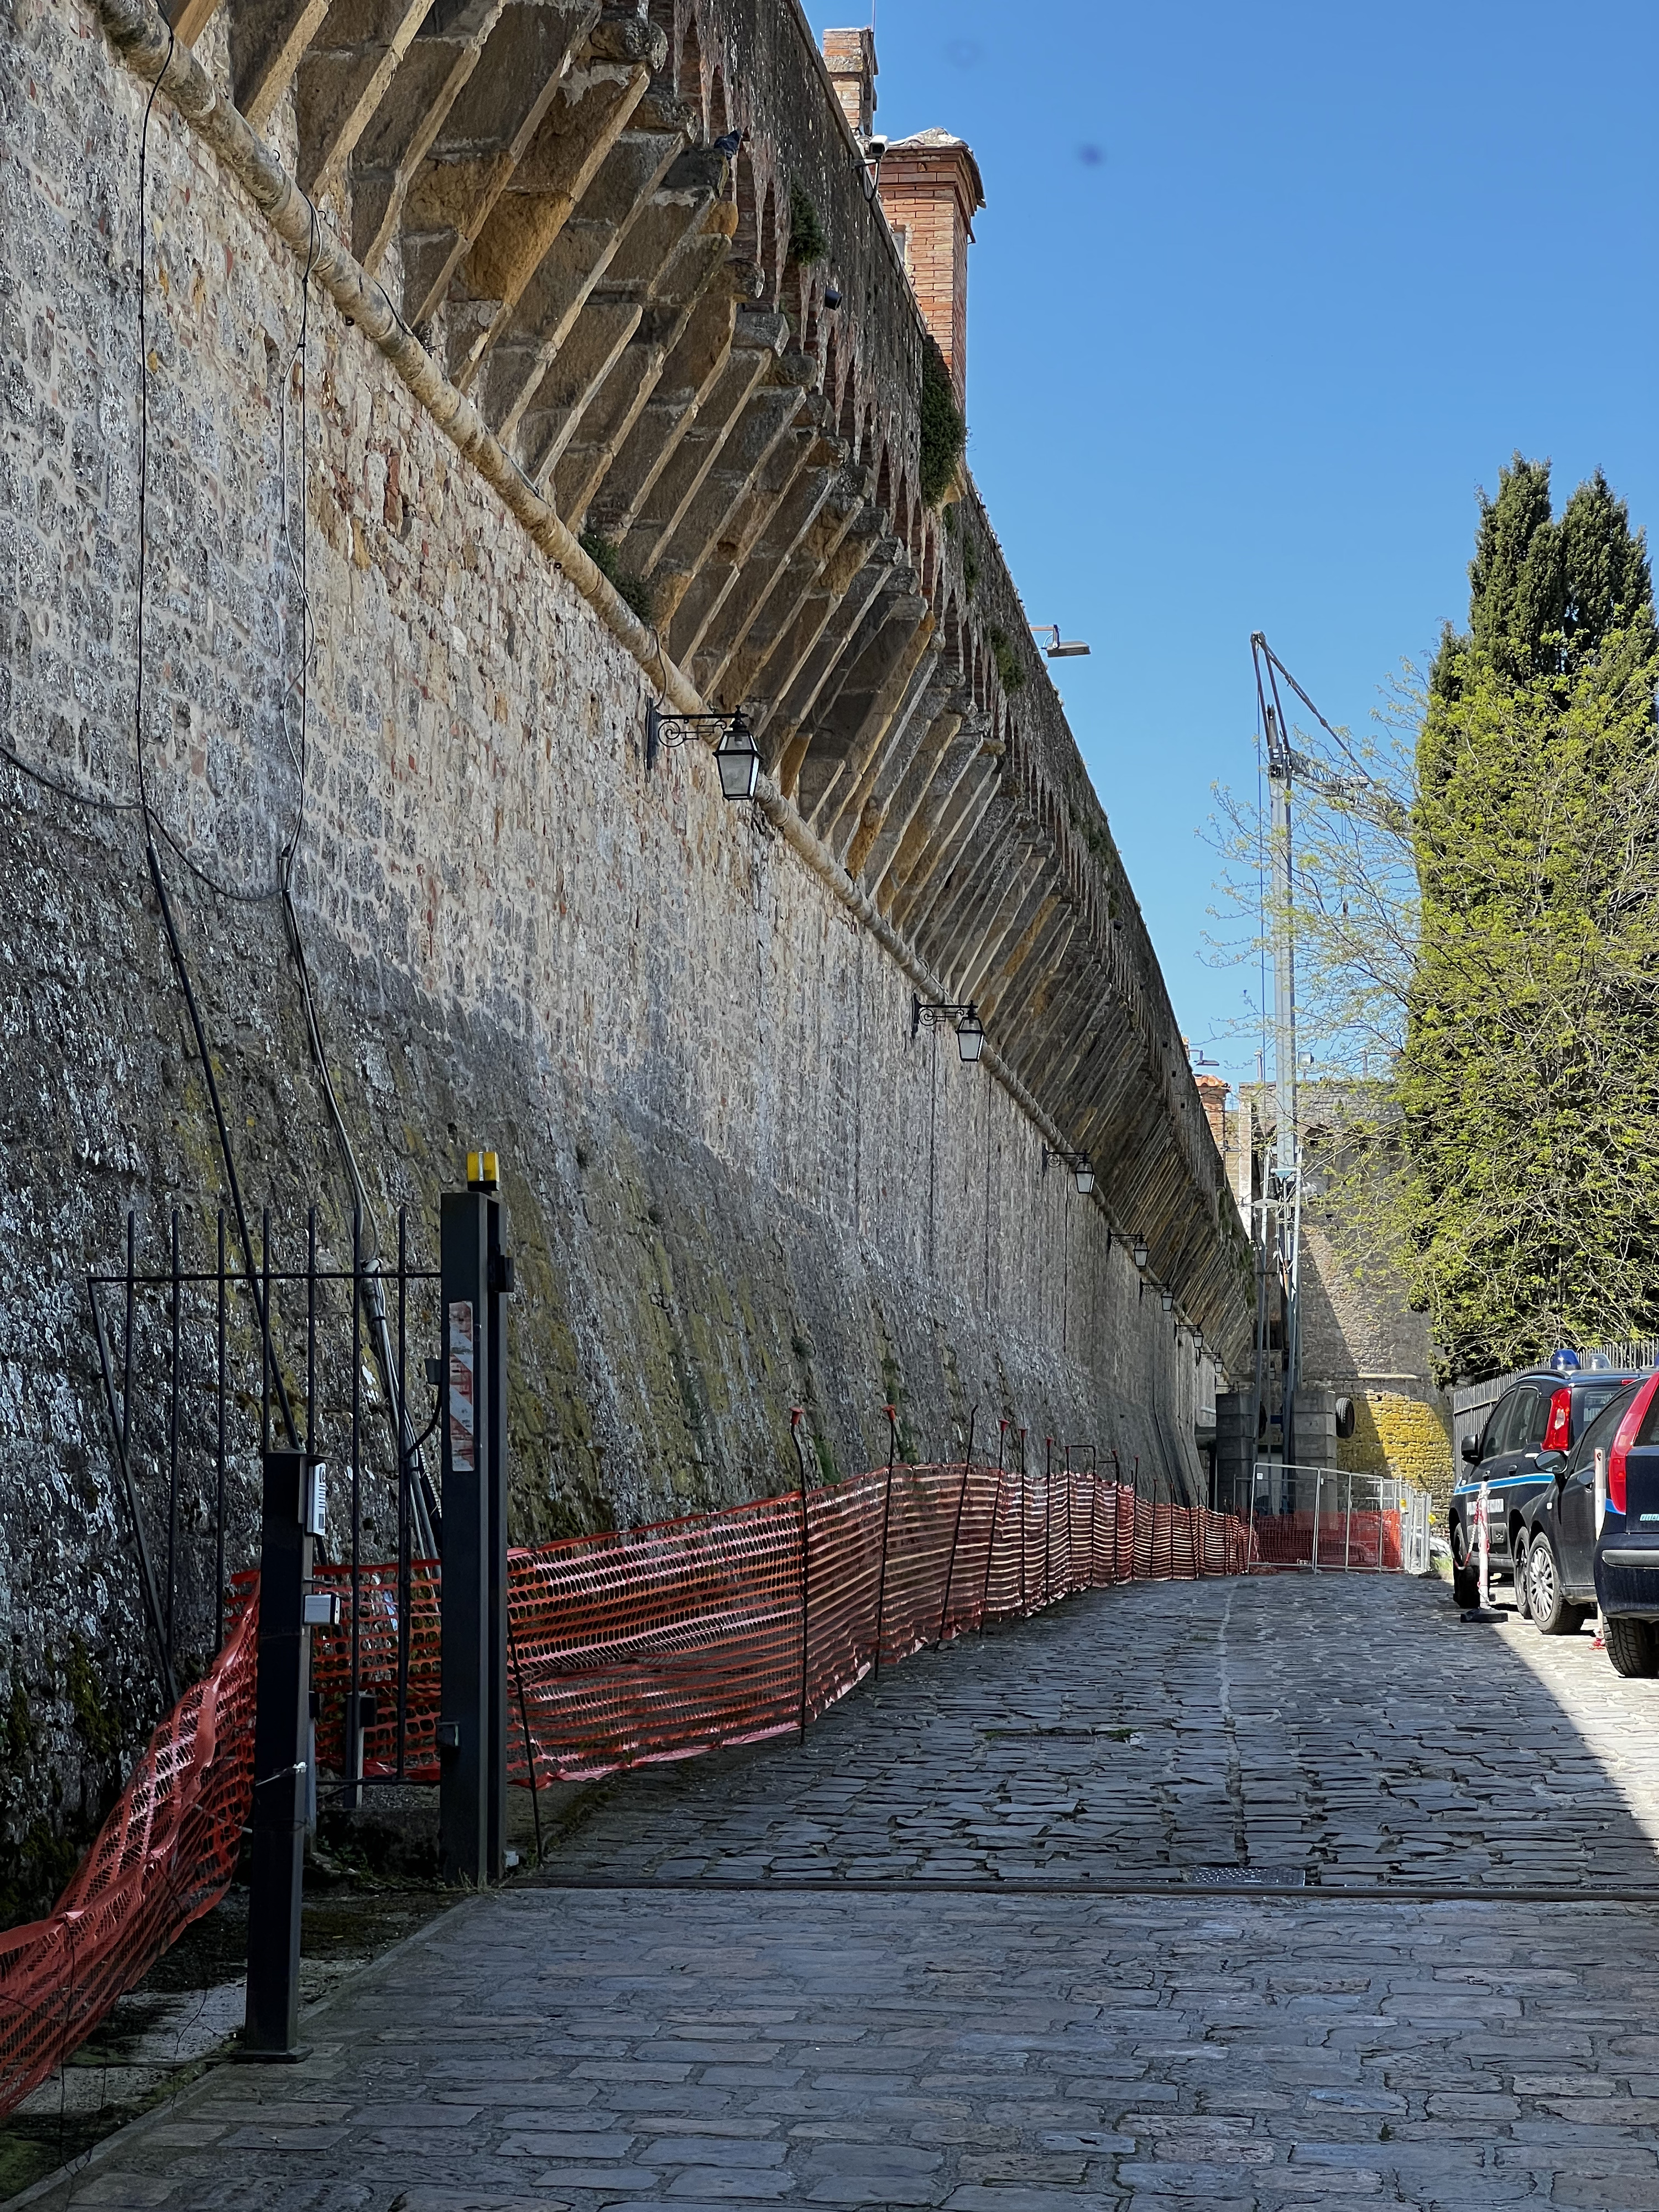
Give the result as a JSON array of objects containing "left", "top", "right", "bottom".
[
  {"left": 121, "top": 72, "right": 437, "bottom": 1551},
  {"left": 268, "top": 202, "right": 441, "bottom": 1553},
  {"left": 131, "top": 30, "right": 301, "bottom": 1455}
]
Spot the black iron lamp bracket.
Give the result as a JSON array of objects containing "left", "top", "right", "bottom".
[
  {"left": 911, "top": 995, "right": 977, "bottom": 1037},
  {"left": 645, "top": 701, "right": 760, "bottom": 800},
  {"left": 646, "top": 702, "right": 736, "bottom": 769},
  {"left": 1041, "top": 1146, "right": 1090, "bottom": 1176}
]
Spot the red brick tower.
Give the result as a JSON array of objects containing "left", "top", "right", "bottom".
[{"left": 875, "top": 129, "right": 985, "bottom": 410}]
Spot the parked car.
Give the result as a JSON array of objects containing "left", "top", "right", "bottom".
[
  {"left": 1517, "top": 1379, "right": 1641, "bottom": 1635},
  {"left": 1592, "top": 1372, "right": 1659, "bottom": 1677},
  {"left": 1449, "top": 1357, "right": 1642, "bottom": 1609}
]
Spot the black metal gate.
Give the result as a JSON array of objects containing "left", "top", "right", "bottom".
[{"left": 87, "top": 1201, "right": 441, "bottom": 1785}]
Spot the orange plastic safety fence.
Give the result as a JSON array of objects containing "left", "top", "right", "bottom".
[
  {"left": 0, "top": 1597, "right": 259, "bottom": 2119},
  {"left": 311, "top": 1464, "right": 1254, "bottom": 1788},
  {"left": 1250, "top": 1509, "right": 1404, "bottom": 1571},
  {"left": 1, "top": 1460, "right": 1258, "bottom": 2117},
  {"left": 298, "top": 1469, "right": 1263, "bottom": 1781}
]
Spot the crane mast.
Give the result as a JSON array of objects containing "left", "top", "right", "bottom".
[{"left": 1250, "top": 634, "right": 1306, "bottom": 1478}]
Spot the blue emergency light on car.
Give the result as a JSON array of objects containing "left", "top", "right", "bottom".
[{"left": 1550, "top": 1348, "right": 1582, "bottom": 1373}]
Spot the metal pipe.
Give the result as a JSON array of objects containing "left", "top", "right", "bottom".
[
  {"left": 873, "top": 1405, "right": 898, "bottom": 1678},
  {"left": 980, "top": 1418, "right": 1008, "bottom": 1627},
  {"left": 937, "top": 1407, "right": 975, "bottom": 1646},
  {"left": 347, "top": 1203, "right": 363, "bottom": 1808},
  {"left": 791, "top": 1411, "right": 813, "bottom": 1741},
  {"left": 90, "top": 1280, "right": 178, "bottom": 1705},
  {"left": 396, "top": 1206, "right": 411, "bottom": 1780},
  {"left": 1311, "top": 1466, "right": 1322, "bottom": 1575},
  {"left": 215, "top": 1209, "right": 226, "bottom": 1652},
  {"left": 166, "top": 1207, "right": 179, "bottom": 1670}
]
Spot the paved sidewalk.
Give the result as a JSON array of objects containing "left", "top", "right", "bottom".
[{"left": 24, "top": 1573, "right": 1659, "bottom": 2211}]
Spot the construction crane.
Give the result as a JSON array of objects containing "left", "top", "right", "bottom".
[{"left": 1246, "top": 633, "right": 1404, "bottom": 1484}]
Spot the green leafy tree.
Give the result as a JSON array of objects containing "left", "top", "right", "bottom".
[{"left": 1404, "top": 457, "right": 1659, "bottom": 1374}]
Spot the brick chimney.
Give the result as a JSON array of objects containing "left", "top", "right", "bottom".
[
  {"left": 875, "top": 127, "right": 985, "bottom": 410},
  {"left": 1194, "top": 1074, "right": 1229, "bottom": 1156},
  {"left": 821, "top": 27, "right": 877, "bottom": 140}
]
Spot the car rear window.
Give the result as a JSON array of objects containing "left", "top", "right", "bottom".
[
  {"left": 1571, "top": 1385, "right": 1640, "bottom": 1469},
  {"left": 1574, "top": 1381, "right": 1633, "bottom": 1437},
  {"left": 1636, "top": 1389, "right": 1659, "bottom": 1446}
]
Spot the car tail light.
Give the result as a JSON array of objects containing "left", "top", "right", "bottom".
[
  {"left": 1608, "top": 1384, "right": 1659, "bottom": 1515},
  {"left": 1544, "top": 1387, "right": 1572, "bottom": 1451}
]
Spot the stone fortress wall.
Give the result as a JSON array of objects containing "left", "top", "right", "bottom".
[{"left": 0, "top": 0, "right": 1250, "bottom": 1905}]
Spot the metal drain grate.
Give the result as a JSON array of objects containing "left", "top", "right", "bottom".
[{"left": 1185, "top": 1864, "right": 1309, "bottom": 1887}]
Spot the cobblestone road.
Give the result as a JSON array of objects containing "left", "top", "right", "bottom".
[
  {"left": 544, "top": 1571, "right": 1659, "bottom": 1887},
  {"left": 29, "top": 1573, "right": 1659, "bottom": 2212}
]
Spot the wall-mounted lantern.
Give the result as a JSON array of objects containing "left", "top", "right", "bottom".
[
  {"left": 1132, "top": 1237, "right": 1149, "bottom": 1270},
  {"left": 912, "top": 996, "right": 984, "bottom": 1065},
  {"left": 645, "top": 702, "right": 760, "bottom": 799},
  {"left": 1160, "top": 1288, "right": 1175, "bottom": 1314},
  {"left": 1031, "top": 623, "right": 1091, "bottom": 660},
  {"left": 1042, "top": 1146, "right": 1094, "bottom": 1197}
]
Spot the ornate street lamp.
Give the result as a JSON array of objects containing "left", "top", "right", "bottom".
[
  {"left": 645, "top": 702, "right": 759, "bottom": 800},
  {"left": 1042, "top": 1146, "right": 1094, "bottom": 1197},
  {"left": 912, "top": 996, "right": 984, "bottom": 1065}
]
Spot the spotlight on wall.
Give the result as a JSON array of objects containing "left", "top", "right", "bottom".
[
  {"left": 912, "top": 995, "right": 984, "bottom": 1065},
  {"left": 1031, "top": 623, "right": 1091, "bottom": 660},
  {"left": 644, "top": 702, "right": 759, "bottom": 799},
  {"left": 1042, "top": 1146, "right": 1095, "bottom": 1197},
  {"left": 824, "top": 284, "right": 843, "bottom": 309}
]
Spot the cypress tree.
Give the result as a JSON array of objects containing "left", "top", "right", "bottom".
[{"left": 1403, "top": 458, "right": 1659, "bottom": 1376}]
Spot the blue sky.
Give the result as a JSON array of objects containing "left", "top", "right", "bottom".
[{"left": 819, "top": 0, "right": 1659, "bottom": 1084}]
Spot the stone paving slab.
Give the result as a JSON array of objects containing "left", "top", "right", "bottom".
[
  {"left": 25, "top": 1886, "right": 1659, "bottom": 2210},
  {"left": 541, "top": 1571, "right": 1659, "bottom": 1887},
  {"left": 24, "top": 1571, "right": 1659, "bottom": 2211}
]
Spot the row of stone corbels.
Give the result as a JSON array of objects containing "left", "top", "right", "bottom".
[
  {"left": 119, "top": 0, "right": 1249, "bottom": 1358},
  {"left": 154, "top": 2, "right": 967, "bottom": 860}
]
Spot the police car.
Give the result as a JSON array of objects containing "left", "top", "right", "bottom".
[{"left": 1448, "top": 1351, "right": 1642, "bottom": 1612}]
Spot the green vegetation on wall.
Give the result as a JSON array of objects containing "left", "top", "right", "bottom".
[
  {"left": 988, "top": 624, "right": 1026, "bottom": 695},
  {"left": 787, "top": 183, "right": 828, "bottom": 267},
  {"left": 579, "top": 529, "right": 654, "bottom": 624},
  {"left": 918, "top": 338, "right": 965, "bottom": 507}
]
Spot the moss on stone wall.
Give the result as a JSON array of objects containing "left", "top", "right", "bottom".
[{"left": 1338, "top": 1390, "right": 1454, "bottom": 1506}]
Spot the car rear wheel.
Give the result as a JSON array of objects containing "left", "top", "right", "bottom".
[
  {"left": 1605, "top": 1616, "right": 1659, "bottom": 1678},
  {"left": 1527, "top": 1532, "right": 1578, "bottom": 1635}
]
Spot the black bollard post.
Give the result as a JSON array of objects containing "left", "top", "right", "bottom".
[
  {"left": 242, "top": 1446, "right": 327, "bottom": 2059},
  {"left": 439, "top": 1150, "right": 512, "bottom": 1887}
]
